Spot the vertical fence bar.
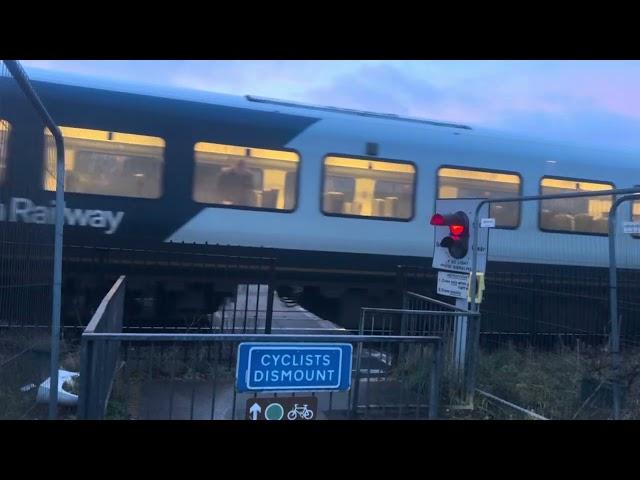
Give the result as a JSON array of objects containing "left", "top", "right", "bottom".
[
  {"left": 265, "top": 263, "right": 275, "bottom": 334},
  {"left": 78, "top": 338, "right": 92, "bottom": 420},
  {"left": 429, "top": 340, "right": 443, "bottom": 419},
  {"left": 3, "top": 60, "right": 65, "bottom": 420},
  {"left": 608, "top": 194, "right": 639, "bottom": 420},
  {"left": 350, "top": 340, "right": 363, "bottom": 419}
]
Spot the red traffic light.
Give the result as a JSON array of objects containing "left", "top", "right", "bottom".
[
  {"left": 430, "top": 212, "right": 468, "bottom": 236},
  {"left": 449, "top": 224, "right": 465, "bottom": 236},
  {"left": 430, "top": 214, "right": 446, "bottom": 226},
  {"left": 431, "top": 211, "right": 470, "bottom": 258}
]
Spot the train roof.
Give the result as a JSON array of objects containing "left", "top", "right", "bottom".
[{"left": 20, "top": 66, "right": 640, "bottom": 169}]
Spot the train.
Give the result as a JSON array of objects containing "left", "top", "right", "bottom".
[{"left": 1, "top": 67, "right": 639, "bottom": 331}]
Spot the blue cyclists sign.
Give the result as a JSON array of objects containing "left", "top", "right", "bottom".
[{"left": 236, "top": 343, "right": 353, "bottom": 392}]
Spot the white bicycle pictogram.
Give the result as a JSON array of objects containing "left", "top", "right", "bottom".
[{"left": 287, "top": 403, "right": 314, "bottom": 420}]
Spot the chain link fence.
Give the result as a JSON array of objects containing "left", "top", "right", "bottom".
[{"left": 0, "top": 60, "right": 64, "bottom": 419}]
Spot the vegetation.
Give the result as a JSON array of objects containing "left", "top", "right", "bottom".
[
  {"left": 0, "top": 329, "right": 81, "bottom": 419},
  {"left": 103, "top": 344, "right": 236, "bottom": 419},
  {"left": 386, "top": 338, "right": 640, "bottom": 420},
  {"left": 476, "top": 342, "right": 640, "bottom": 420}
]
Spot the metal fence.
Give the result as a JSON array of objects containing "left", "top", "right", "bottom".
[
  {"left": 359, "top": 291, "right": 480, "bottom": 408},
  {"left": 87, "top": 334, "right": 443, "bottom": 420},
  {"left": 78, "top": 276, "right": 445, "bottom": 420},
  {"left": 464, "top": 189, "right": 640, "bottom": 419},
  {"left": 62, "top": 245, "right": 278, "bottom": 333},
  {"left": 78, "top": 276, "right": 126, "bottom": 419},
  {"left": 0, "top": 60, "right": 64, "bottom": 419}
]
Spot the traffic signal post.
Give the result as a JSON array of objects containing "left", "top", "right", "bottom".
[{"left": 431, "top": 199, "right": 490, "bottom": 378}]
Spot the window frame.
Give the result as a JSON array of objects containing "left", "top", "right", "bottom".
[
  {"left": 191, "top": 141, "right": 301, "bottom": 214},
  {"left": 320, "top": 153, "right": 417, "bottom": 222},
  {"left": 43, "top": 126, "right": 166, "bottom": 200},
  {"left": 0, "top": 119, "right": 10, "bottom": 186},
  {"left": 631, "top": 184, "right": 640, "bottom": 240},
  {"left": 538, "top": 175, "right": 616, "bottom": 237},
  {"left": 436, "top": 164, "right": 523, "bottom": 230}
]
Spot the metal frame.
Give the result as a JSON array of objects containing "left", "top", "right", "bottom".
[
  {"left": 608, "top": 194, "right": 640, "bottom": 419},
  {"left": 359, "top": 293, "right": 481, "bottom": 407},
  {"left": 468, "top": 186, "right": 640, "bottom": 419},
  {"left": 80, "top": 331, "right": 445, "bottom": 420},
  {"left": 475, "top": 389, "right": 548, "bottom": 420},
  {"left": 78, "top": 276, "right": 126, "bottom": 420},
  {"left": 79, "top": 276, "right": 444, "bottom": 420},
  {"left": 3, "top": 60, "right": 65, "bottom": 420},
  {"left": 469, "top": 187, "right": 640, "bottom": 312}
]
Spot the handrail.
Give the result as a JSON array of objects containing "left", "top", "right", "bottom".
[
  {"left": 405, "top": 291, "right": 473, "bottom": 312},
  {"left": 361, "top": 307, "right": 479, "bottom": 316},
  {"left": 81, "top": 332, "right": 444, "bottom": 343},
  {"left": 83, "top": 276, "right": 126, "bottom": 334},
  {"left": 476, "top": 389, "right": 548, "bottom": 420}
]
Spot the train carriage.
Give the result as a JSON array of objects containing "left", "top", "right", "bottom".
[{"left": 1, "top": 68, "right": 639, "bottom": 331}]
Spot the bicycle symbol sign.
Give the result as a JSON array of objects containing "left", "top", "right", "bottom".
[{"left": 245, "top": 396, "right": 318, "bottom": 421}]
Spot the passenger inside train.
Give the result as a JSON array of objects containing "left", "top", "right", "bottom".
[{"left": 215, "top": 158, "right": 256, "bottom": 206}]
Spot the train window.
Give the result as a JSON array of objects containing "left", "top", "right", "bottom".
[
  {"left": 0, "top": 120, "right": 9, "bottom": 184},
  {"left": 193, "top": 142, "right": 299, "bottom": 211},
  {"left": 437, "top": 167, "right": 521, "bottom": 228},
  {"left": 44, "top": 127, "right": 165, "bottom": 198},
  {"left": 632, "top": 195, "right": 640, "bottom": 239},
  {"left": 540, "top": 177, "right": 614, "bottom": 235},
  {"left": 322, "top": 156, "right": 415, "bottom": 220}
]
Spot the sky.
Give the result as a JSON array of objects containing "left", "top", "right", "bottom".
[{"left": 20, "top": 60, "right": 640, "bottom": 154}]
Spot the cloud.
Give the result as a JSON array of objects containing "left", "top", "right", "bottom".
[
  {"left": 18, "top": 60, "right": 640, "bottom": 153},
  {"left": 489, "top": 108, "right": 640, "bottom": 152}
]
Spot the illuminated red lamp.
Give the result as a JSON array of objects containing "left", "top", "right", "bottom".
[
  {"left": 449, "top": 224, "right": 465, "bottom": 236},
  {"left": 430, "top": 213, "right": 445, "bottom": 226}
]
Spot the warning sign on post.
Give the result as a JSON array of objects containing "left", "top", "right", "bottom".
[
  {"left": 437, "top": 271, "right": 469, "bottom": 300},
  {"left": 436, "top": 271, "right": 485, "bottom": 303}
]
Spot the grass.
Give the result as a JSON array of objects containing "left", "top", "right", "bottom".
[
  {"left": 476, "top": 342, "right": 640, "bottom": 420},
  {"left": 388, "top": 345, "right": 434, "bottom": 395},
  {"left": 0, "top": 328, "right": 82, "bottom": 419},
  {"left": 383, "top": 338, "right": 640, "bottom": 420},
  {"left": 102, "top": 344, "right": 236, "bottom": 420}
]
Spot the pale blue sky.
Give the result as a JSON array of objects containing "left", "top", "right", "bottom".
[{"left": 22, "top": 60, "right": 640, "bottom": 154}]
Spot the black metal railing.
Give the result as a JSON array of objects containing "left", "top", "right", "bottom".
[
  {"left": 78, "top": 276, "right": 126, "bottom": 420},
  {"left": 359, "top": 291, "right": 481, "bottom": 408},
  {"left": 79, "top": 331, "right": 444, "bottom": 420}
]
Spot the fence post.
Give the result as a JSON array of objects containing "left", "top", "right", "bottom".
[
  {"left": 265, "top": 261, "right": 275, "bottom": 334},
  {"left": 78, "top": 338, "right": 93, "bottom": 420},
  {"left": 350, "top": 341, "right": 363, "bottom": 419},
  {"left": 429, "top": 340, "right": 444, "bottom": 419},
  {"left": 607, "top": 194, "right": 639, "bottom": 419},
  {"left": 464, "top": 312, "right": 481, "bottom": 407},
  {"left": 3, "top": 60, "right": 66, "bottom": 420}
]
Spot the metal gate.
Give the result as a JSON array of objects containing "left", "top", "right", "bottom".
[{"left": 0, "top": 60, "right": 65, "bottom": 419}]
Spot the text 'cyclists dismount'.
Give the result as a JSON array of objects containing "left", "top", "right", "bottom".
[
  {"left": 245, "top": 396, "right": 318, "bottom": 421},
  {"left": 236, "top": 343, "right": 353, "bottom": 392}
]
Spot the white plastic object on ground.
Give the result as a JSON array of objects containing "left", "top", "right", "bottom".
[{"left": 36, "top": 370, "right": 79, "bottom": 406}]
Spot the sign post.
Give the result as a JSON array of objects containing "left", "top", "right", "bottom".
[{"left": 431, "top": 199, "right": 490, "bottom": 374}]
